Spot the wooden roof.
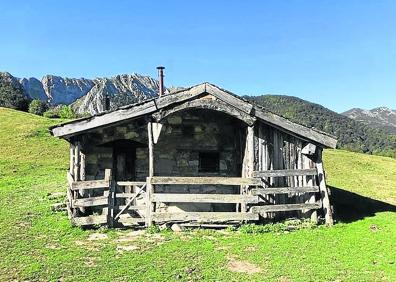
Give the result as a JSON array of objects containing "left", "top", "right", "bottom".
[{"left": 50, "top": 82, "right": 337, "bottom": 148}]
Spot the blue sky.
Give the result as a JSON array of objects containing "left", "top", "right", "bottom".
[{"left": 1, "top": 0, "right": 395, "bottom": 112}]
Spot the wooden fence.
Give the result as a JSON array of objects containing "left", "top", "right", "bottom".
[{"left": 66, "top": 167, "right": 331, "bottom": 227}]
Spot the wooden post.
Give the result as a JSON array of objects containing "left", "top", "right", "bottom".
[
  {"left": 316, "top": 148, "right": 333, "bottom": 225},
  {"left": 105, "top": 169, "right": 114, "bottom": 227},
  {"left": 241, "top": 125, "right": 254, "bottom": 212},
  {"left": 69, "top": 143, "right": 75, "bottom": 178},
  {"left": 73, "top": 143, "right": 80, "bottom": 181},
  {"left": 146, "top": 121, "right": 155, "bottom": 226}
]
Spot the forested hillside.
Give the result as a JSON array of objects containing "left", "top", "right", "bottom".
[{"left": 245, "top": 95, "right": 396, "bottom": 158}]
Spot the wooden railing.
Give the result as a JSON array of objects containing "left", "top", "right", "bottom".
[{"left": 66, "top": 168, "right": 331, "bottom": 227}]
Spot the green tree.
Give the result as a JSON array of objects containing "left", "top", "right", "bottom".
[
  {"left": 0, "top": 78, "right": 30, "bottom": 111},
  {"left": 28, "top": 100, "right": 49, "bottom": 116}
]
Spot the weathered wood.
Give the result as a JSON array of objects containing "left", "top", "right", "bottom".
[
  {"left": 251, "top": 203, "right": 321, "bottom": 213},
  {"left": 146, "top": 177, "right": 154, "bottom": 227},
  {"left": 241, "top": 125, "right": 255, "bottom": 212},
  {"left": 252, "top": 169, "right": 318, "bottom": 178},
  {"left": 117, "top": 181, "right": 147, "bottom": 186},
  {"left": 69, "top": 144, "right": 74, "bottom": 178},
  {"left": 150, "top": 176, "right": 262, "bottom": 186},
  {"left": 148, "top": 122, "right": 154, "bottom": 177},
  {"left": 153, "top": 98, "right": 256, "bottom": 125},
  {"left": 73, "top": 196, "right": 108, "bottom": 207},
  {"left": 73, "top": 143, "right": 80, "bottom": 181},
  {"left": 79, "top": 151, "right": 86, "bottom": 181},
  {"left": 115, "top": 184, "right": 147, "bottom": 220},
  {"left": 251, "top": 186, "right": 319, "bottom": 195},
  {"left": 67, "top": 171, "right": 74, "bottom": 187},
  {"left": 152, "top": 212, "right": 259, "bottom": 222},
  {"left": 151, "top": 194, "right": 258, "bottom": 204},
  {"left": 71, "top": 180, "right": 110, "bottom": 190},
  {"left": 316, "top": 149, "right": 334, "bottom": 225},
  {"left": 72, "top": 215, "right": 108, "bottom": 226}
]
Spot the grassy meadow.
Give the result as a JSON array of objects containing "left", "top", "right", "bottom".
[{"left": 0, "top": 107, "right": 395, "bottom": 281}]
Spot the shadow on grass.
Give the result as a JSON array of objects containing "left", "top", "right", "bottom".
[{"left": 329, "top": 186, "right": 396, "bottom": 223}]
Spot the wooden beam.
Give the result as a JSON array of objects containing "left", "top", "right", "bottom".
[
  {"left": 71, "top": 180, "right": 110, "bottom": 190},
  {"left": 251, "top": 186, "right": 319, "bottom": 195},
  {"left": 73, "top": 196, "right": 108, "bottom": 207},
  {"left": 150, "top": 176, "right": 262, "bottom": 186},
  {"left": 251, "top": 203, "right": 321, "bottom": 213},
  {"left": 116, "top": 181, "right": 147, "bottom": 186},
  {"left": 252, "top": 169, "right": 318, "bottom": 178},
  {"left": 152, "top": 212, "right": 259, "bottom": 222},
  {"left": 151, "top": 194, "right": 258, "bottom": 204},
  {"left": 316, "top": 149, "right": 334, "bottom": 225}
]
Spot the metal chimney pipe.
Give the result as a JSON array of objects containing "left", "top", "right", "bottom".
[
  {"left": 104, "top": 93, "right": 110, "bottom": 111},
  {"left": 157, "top": 66, "right": 165, "bottom": 97}
]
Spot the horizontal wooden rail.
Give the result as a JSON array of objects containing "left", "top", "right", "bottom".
[
  {"left": 152, "top": 194, "right": 258, "bottom": 204},
  {"left": 71, "top": 180, "right": 110, "bottom": 190},
  {"left": 251, "top": 186, "right": 319, "bottom": 195},
  {"left": 251, "top": 203, "right": 321, "bottom": 213},
  {"left": 252, "top": 169, "right": 318, "bottom": 178},
  {"left": 152, "top": 212, "right": 259, "bottom": 222},
  {"left": 150, "top": 177, "right": 261, "bottom": 186},
  {"left": 117, "top": 181, "right": 147, "bottom": 186},
  {"left": 73, "top": 196, "right": 108, "bottom": 207}
]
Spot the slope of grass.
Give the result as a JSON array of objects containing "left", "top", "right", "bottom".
[{"left": 0, "top": 107, "right": 395, "bottom": 281}]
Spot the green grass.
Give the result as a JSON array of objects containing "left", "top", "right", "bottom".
[{"left": 1, "top": 107, "right": 395, "bottom": 281}]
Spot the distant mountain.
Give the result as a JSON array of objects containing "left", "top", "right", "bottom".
[
  {"left": 0, "top": 72, "right": 165, "bottom": 115},
  {"left": 245, "top": 95, "right": 396, "bottom": 158},
  {"left": 342, "top": 107, "right": 396, "bottom": 134}
]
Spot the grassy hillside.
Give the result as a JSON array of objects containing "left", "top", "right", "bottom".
[
  {"left": 1, "top": 107, "right": 395, "bottom": 281},
  {"left": 245, "top": 95, "right": 396, "bottom": 158}
]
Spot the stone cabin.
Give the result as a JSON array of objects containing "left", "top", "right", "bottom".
[{"left": 50, "top": 82, "right": 337, "bottom": 227}]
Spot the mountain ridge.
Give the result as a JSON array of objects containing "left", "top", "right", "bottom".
[
  {"left": 342, "top": 107, "right": 396, "bottom": 134},
  {"left": 0, "top": 71, "right": 164, "bottom": 115}
]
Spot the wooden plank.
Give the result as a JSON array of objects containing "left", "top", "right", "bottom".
[
  {"left": 251, "top": 203, "right": 321, "bottom": 213},
  {"left": 151, "top": 194, "right": 258, "bottom": 204},
  {"left": 67, "top": 171, "right": 74, "bottom": 187},
  {"left": 251, "top": 186, "right": 319, "bottom": 195},
  {"left": 152, "top": 212, "right": 259, "bottom": 222},
  {"left": 117, "top": 181, "right": 147, "bottom": 186},
  {"left": 72, "top": 215, "right": 107, "bottom": 226},
  {"left": 252, "top": 169, "right": 318, "bottom": 178},
  {"left": 71, "top": 180, "right": 110, "bottom": 190},
  {"left": 146, "top": 177, "right": 154, "bottom": 227},
  {"left": 150, "top": 177, "right": 262, "bottom": 186},
  {"left": 73, "top": 196, "right": 108, "bottom": 207},
  {"left": 316, "top": 149, "right": 334, "bottom": 225},
  {"left": 115, "top": 184, "right": 147, "bottom": 220},
  {"left": 114, "top": 205, "right": 146, "bottom": 210}
]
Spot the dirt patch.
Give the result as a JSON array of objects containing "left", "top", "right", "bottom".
[
  {"left": 227, "top": 258, "right": 261, "bottom": 274},
  {"left": 116, "top": 245, "right": 140, "bottom": 252},
  {"left": 88, "top": 233, "right": 108, "bottom": 241}
]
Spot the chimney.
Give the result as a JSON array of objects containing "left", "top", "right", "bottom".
[
  {"left": 104, "top": 93, "right": 110, "bottom": 111},
  {"left": 157, "top": 66, "right": 165, "bottom": 97}
]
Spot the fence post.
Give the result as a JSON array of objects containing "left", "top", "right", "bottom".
[
  {"left": 146, "top": 177, "right": 153, "bottom": 227},
  {"left": 105, "top": 169, "right": 114, "bottom": 227}
]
